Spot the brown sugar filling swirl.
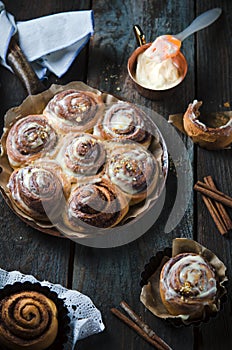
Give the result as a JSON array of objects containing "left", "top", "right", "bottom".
[
  {"left": 0, "top": 291, "right": 58, "bottom": 350},
  {"left": 65, "top": 179, "right": 128, "bottom": 228},
  {"left": 6, "top": 115, "right": 58, "bottom": 168},
  {"left": 63, "top": 133, "right": 106, "bottom": 175},
  {"left": 8, "top": 166, "right": 64, "bottom": 221},
  {"left": 160, "top": 253, "right": 218, "bottom": 317},
  {"left": 44, "top": 89, "right": 103, "bottom": 132},
  {"left": 94, "top": 102, "right": 152, "bottom": 147}
]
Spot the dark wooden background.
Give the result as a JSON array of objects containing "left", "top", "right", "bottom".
[{"left": 0, "top": 1, "right": 231, "bottom": 349}]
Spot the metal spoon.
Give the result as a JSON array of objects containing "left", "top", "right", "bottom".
[
  {"left": 134, "top": 8, "right": 222, "bottom": 60},
  {"left": 174, "top": 7, "right": 222, "bottom": 42}
]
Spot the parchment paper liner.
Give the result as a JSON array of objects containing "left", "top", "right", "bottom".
[
  {"left": 0, "top": 281, "right": 70, "bottom": 350},
  {"left": 0, "top": 81, "right": 168, "bottom": 239},
  {"left": 140, "top": 238, "right": 228, "bottom": 326},
  {"left": 168, "top": 103, "right": 232, "bottom": 150}
]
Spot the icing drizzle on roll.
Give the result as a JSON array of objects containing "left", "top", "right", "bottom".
[
  {"left": 58, "top": 133, "right": 106, "bottom": 177},
  {"left": 6, "top": 115, "right": 58, "bottom": 168},
  {"left": 162, "top": 254, "right": 217, "bottom": 300},
  {"left": 8, "top": 164, "right": 67, "bottom": 221},
  {"left": 105, "top": 141, "right": 159, "bottom": 204},
  {"left": 160, "top": 253, "right": 218, "bottom": 317},
  {"left": 44, "top": 89, "right": 103, "bottom": 133},
  {"left": 94, "top": 102, "right": 152, "bottom": 148}
]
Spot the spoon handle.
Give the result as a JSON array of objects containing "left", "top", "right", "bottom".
[{"left": 174, "top": 8, "right": 222, "bottom": 42}]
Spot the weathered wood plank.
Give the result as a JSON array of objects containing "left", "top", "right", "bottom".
[
  {"left": 73, "top": 1, "right": 195, "bottom": 349},
  {"left": 196, "top": 0, "right": 232, "bottom": 349}
]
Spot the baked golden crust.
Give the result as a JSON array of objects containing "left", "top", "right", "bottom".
[{"left": 0, "top": 291, "right": 58, "bottom": 350}]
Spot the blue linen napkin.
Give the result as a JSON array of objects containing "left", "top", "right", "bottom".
[{"left": 0, "top": 1, "right": 94, "bottom": 78}]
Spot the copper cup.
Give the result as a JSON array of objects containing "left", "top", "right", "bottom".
[{"left": 127, "top": 26, "right": 188, "bottom": 100}]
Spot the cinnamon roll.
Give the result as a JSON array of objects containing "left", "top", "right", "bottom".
[
  {"left": 159, "top": 253, "right": 218, "bottom": 318},
  {"left": 94, "top": 101, "right": 152, "bottom": 147},
  {"left": 6, "top": 115, "right": 58, "bottom": 168},
  {"left": 63, "top": 178, "right": 129, "bottom": 229},
  {"left": 105, "top": 141, "right": 159, "bottom": 204},
  {"left": 43, "top": 89, "right": 104, "bottom": 133},
  {"left": 7, "top": 163, "right": 70, "bottom": 222},
  {"left": 0, "top": 290, "right": 58, "bottom": 350},
  {"left": 57, "top": 133, "right": 106, "bottom": 178}
]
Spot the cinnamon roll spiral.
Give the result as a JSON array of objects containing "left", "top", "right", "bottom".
[
  {"left": 8, "top": 164, "right": 69, "bottom": 222},
  {"left": 0, "top": 291, "right": 58, "bottom": 350},
  {"left": 43, "top": 89, "right": 103, "bottom": 133},
  {"left": 159, "top": 253, "right": 218, "bottom": 318},
  {"left": 57, "top": 133, "right": 106, "bottom": 177},
  {"left": 63, "top": 178, "right": 129, "bottom": 229},
  {"left": 6, "top": 115, "right": 58, "bottom": 168},
  {"left": 105, "top": 141, "right": 159, "bottom": 204},
  {"left": 94, "top": 101, "right": 152, "bottom": 147}
]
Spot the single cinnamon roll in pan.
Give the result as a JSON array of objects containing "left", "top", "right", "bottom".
[
  {"left": 7, "top": 162, "right": 70, "bottom": 222},
  {"left": 56, "top": 133, "right": 106, "bottom": 179},
  {"left": 105, "top": 140, "right": 159, "bottom": 205},
  {"left": 0, "top": 290, "right": 58, "bottom": 350},
  {"left": 94, "top": 101, "right": 152, "bottom": 147},
  {"left": 6, "top": 114, "right": 58, "bottom": 168},
  {"left": 63, "top": 178, "right": 129, "bottom": 229},
  {"left": 159, "top": 253, "right": 218, "bottom": 319},
  {"left": 43, "top": 89, "right": 104, "bottom": 133}
]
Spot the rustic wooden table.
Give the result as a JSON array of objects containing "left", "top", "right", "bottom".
[{"left": 0, "top": 1, "right": 232, "bottom": 349}]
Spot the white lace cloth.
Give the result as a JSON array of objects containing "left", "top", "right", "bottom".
[{"left": 0, "top": 268, "right": 105, "bottom": 350}]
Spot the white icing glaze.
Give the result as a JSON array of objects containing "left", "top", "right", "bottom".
[
  {"left": 108, "top": 148, "right": 154, "bottom": 194},
  {"left": 162, "top": 255, "right": 217, "bottom": 302},
  {"left": 57, "top": 134, "right": 105, "bottom": 177},
  {"left": 13, "top": 122, "right": 51, "bottom": 151},
  {"left": 104, "top": 106, "right": 144, "bottom": 136}
]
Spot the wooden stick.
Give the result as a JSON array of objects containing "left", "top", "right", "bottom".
[
  {"left": 120, "top": 301, "right": 172, "bottom": 350},
  {"left": 204, "top": 176, "right": 232, "bottom": 231},
  {"left": 111, "top": 308, "right": 172, "bottom": 350},
  {"left": 194, "top": 181, "right": 232, "bottom": 208},
  {"left": 7, "top": 37, "right": 45, "bottom": 95}
]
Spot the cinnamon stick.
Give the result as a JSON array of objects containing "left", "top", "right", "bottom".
[
  {"left": 194, "top": 181, "right": 232, "bottom": 208},
  {"left": 204, "top": 176, "right": 232, "bottom": 231},
  {"left": 120, "top": 301, "right": 172, "bottom": 350},
  {"left": 111, "top": 307, "right": 172, "bottom": 350},
  {"left": 201, "top": 193, "right": 227, "bottom": 235}
]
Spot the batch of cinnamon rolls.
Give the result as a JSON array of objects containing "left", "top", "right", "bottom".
[{"left": 5, "top": 88, "right": 162, "bottom": 231}]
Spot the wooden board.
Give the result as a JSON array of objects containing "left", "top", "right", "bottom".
[{"left": 0, "top": 1, "right": 231, "bottom": 350}]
